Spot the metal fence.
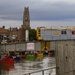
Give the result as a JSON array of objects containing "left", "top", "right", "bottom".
[{"left": 23, "top": 67, "right": 56, "bottom": 75}]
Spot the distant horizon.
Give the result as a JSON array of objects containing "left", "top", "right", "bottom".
[{"left": 0, "top": 20, "right": 75, "bottom": 29}]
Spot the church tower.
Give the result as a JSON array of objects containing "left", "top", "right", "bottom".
[{"left": 22, "top": 7, "right": 30, "bottom": 29}]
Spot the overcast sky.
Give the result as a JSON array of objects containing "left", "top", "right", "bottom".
[{"left": 0, "top": 0, "right": 75, "bottom": 29}]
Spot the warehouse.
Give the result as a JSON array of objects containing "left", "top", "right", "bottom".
[{"left": 36, "top": 26, "right": 75, "bottom": 40}]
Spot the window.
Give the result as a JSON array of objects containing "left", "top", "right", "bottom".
[
  {"left": 38, "top": 29, "right": 40, "bottom": 32},
  {"left": 38, "top": 33, "right": 40, "bottom": 34},
  {"left": 72, "top": 31, "right": 75, "bottom": 35},
  {"left": 61, "top": 31, "right": 66, "bottom": 34},
  {"left": 38, "top": 35, "right": 40, "bottom": 37}
]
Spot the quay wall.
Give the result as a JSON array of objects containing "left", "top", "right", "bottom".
[
  {"left": 0, "top": 41, "right": 41, "bottom": 52},
  {"left": 0, "top": 41, "right": 56, "bottom": 52},
  {"left": 0, "top": 40, "right": 74, "bottom": 52}
]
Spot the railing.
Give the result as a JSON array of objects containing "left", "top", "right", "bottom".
[{"left": 23, "top": 67, "right": 56, "bottom": 75}]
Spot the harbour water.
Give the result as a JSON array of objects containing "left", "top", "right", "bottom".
[{"left": 1, "top": 56, "right": 56, "bottom": 75}]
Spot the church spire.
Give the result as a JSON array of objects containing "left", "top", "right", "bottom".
[{"left": 22, "top": 7, "right": 30, "bottom": 29}]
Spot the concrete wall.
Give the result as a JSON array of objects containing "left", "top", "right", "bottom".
[
  {"left": 0, "top": 41, "right": 54, "bottom": 52},
  {"left": 55, "top": 40, "right": 75, "bottom": 75},
  {"left": 0, "top": 41, "right": 42, "bottom": 51},
  {"left": 1, "top": 40, "right": 75, "bottom": 52},
  {"left": 35, "top": 42, "right": 41, "bottom": 51}
]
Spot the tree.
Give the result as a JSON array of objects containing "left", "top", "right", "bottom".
[{"left": 26, "top": 27, "right": 36, "bottom": 41}]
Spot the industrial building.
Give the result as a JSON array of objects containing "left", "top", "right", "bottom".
[{"left": 36, "top": 26, "right": 75, "bottom": 40}]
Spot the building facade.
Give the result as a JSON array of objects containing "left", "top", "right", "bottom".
[
  {"left": 0, "top": 26, "right": 8, "bottom": 43},
  {"left": 9, "top": 27, "right": 18, "bottom": 42}
]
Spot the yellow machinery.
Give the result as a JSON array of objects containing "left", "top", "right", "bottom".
[
  {"left": 1, "top": 42, "right": 7, "bottom": 44},
  {"left": 41, "top": 41, "right": 50, "bottom": 51},
  {"left": 36, "top": 27, "right": 45, "bottom": 40},
  {"left": 36, "top": 27, "right": 41, "bottom": 40}
]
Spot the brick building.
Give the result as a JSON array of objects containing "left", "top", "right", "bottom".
[
  {"left": 9, "top": 27, "right": 18, "bottom": 42},
  {"left": 0, "top": 26, "right": 8, "bottom": 42}
]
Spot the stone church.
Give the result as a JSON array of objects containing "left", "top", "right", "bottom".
[
  {"left": 21, "top": 7, "right": 30, "bottom": 29},
  {"left": 9, "top": 7, "right": 30, "bottom": 42}
]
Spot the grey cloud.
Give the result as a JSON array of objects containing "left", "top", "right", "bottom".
[
  {"left": 31, "top": 20, "right": 75, "bottom": 29},
  {"left": 0, "top": 18, "right": 22, "bottom": 28},
  {"left": 30, "top": 2, "right": 75, "bottom": 20},
  {"left": 0, "top": 0, "right": 75, "bottom": 21}
]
